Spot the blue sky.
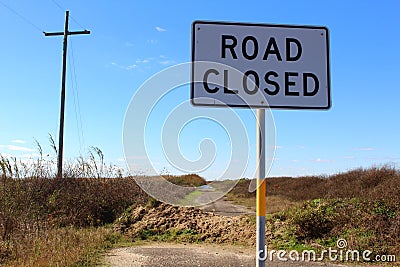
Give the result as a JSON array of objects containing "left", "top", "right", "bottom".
[{"left": 0, "top": 0, "right": 399, "bottom": 179}]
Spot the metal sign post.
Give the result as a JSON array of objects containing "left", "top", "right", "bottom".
[{"left": 256, "top": 109, "right": 266, "bottom": 267}]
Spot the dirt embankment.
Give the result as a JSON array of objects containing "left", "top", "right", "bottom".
[{"left": 114, "top": 202, "right": 256, "bottom": 245}]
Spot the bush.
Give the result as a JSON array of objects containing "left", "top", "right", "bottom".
[
  {"left": 164, "top": 174, "right": 207, "bottom": 187},
  {"left": 291, "top": 199, "right": 338, "bottom": 240}
]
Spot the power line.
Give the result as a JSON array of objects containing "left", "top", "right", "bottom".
[
  {"left": 50, "top": 0, "right": 64, "bottom": 12},
  {"left": 50, "top": 0, "right": 87, "bottom": 30},
  {"left": 68, "top": 38, "right": 86, "bottom": 156},
  {"left": 0, "top": 0, "right": 43, "bottom": 33}
]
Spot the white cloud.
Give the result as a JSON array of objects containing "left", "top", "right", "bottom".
[
  {"left": 111, "top": 62, "right": 124, "bottom": 69},
  {"left": 159, "top": 60, "right": 175, "bottom": 65},
  {"left": 112, "top": 55, "right": 176, "bottom": 72},
  {"left": 6, "top": 145, "right": 34, "bottom": 152},
  {"left": 12, "top": 139, "right": 25, "bottom": 144},
  {"left": 356, "top": 147, "right": 375, "bottom": 151},
  {"left": 314, "top": 158, "right": 334, "bottom": 163},
  {"left": 111, "top": 62, "right": 137, "bottom": 71},
  {"left": 155, "top": 26, "right": 166, "bottom": 32},
  {"left": 136, "top": 59, "right": 150, "bottom": 64},
  {"left": 126, "top": 64, "right": 137, "bottom": 70}
]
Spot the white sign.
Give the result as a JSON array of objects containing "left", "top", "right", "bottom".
[{"left": 191, "top": 21, "right": 331, "bottom": 109}]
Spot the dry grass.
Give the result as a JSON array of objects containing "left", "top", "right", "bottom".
[
  {"left": 0, "top": 144, "right": 150, "bottom": 266},
  {"left": 226, "top": 194, "right": 298, "bottom": 213},
  {"left": 0, "top": 176, "right": 148, "bottom": 266},
  {"left": 4, "top": 226, "right": 112, "bottom": 267},
  {"left": 266, "top": 196, "right": 299, "bottom": 213},
  {"left": 164, "top": 174, "right": 206, "bottom": 187},
  {"left": 0, "top": 144, "right": 209, "bottom": 266},
  {"left": 228, "top": 165, "right": 400, "bottom": 207}
]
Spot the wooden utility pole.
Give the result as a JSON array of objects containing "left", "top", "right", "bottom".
[{"left": 44, "top": 11, "right": 90, "bottom": 178}]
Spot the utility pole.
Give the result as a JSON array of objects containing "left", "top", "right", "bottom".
[{"left": 44, "top": 11, "right": 90, "bottom": 178}]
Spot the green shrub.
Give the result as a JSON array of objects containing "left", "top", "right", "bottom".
[{"left": 291, "top": 199, "right": 338, "bottom": 240}]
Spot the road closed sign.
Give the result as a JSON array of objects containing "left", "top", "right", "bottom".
[{"left": 191, "top": 21, "right": 330, "bottom": 109}]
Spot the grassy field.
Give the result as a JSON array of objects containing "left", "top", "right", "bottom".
[{"left": 1, "top": 147, "right": 399, "bottom": 265}]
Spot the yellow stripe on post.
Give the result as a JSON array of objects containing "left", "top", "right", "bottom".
[{"left": 256, "top": 178, "right": 266, "bottom": 216}]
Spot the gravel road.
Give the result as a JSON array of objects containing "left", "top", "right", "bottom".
[{"left": 103, "top": 243, "right": 352, "bottom": 267}]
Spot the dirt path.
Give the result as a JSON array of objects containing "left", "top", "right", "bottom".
[
  {"left": 193, "top": 185, "right": 255, "bottom": 216},
  {"left": 198, "top": 195, "right": 255, "bottom": 216},
  {"left": 103, "top": 242, "right": 351, "bottom": 267}
]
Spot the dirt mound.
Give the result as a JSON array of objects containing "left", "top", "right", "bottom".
[{"left": 114, "top": 203, "right": 256, "bottom": 245}]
